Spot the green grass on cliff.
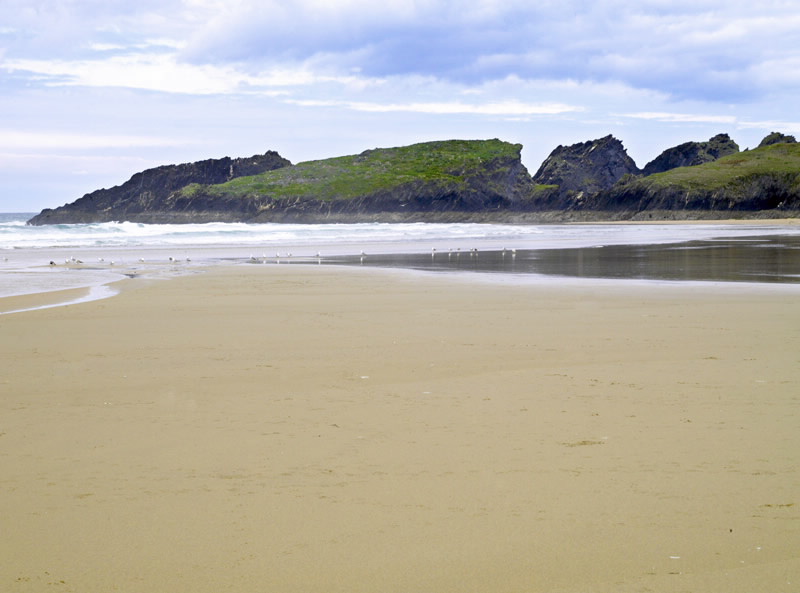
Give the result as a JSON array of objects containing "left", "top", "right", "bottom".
[
  {"left": 178, "top": 139, "right": 521, "bottom": 201},
  {"left": 640, "top": 142, "right": 800, "bottom": 191}
]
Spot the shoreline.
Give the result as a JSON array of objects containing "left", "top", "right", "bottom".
[
  {"left": 3, "top": 254, "right": 800, "bottom": 316},
  {"left": 2, "top": 265, "right": 798, "bottom": 592},
  {"left": 2, "top": 221, "right": 799, "bottom": 312}
]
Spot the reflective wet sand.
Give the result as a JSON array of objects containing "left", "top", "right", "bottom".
[{"left": 324, "top": 234, "right": 800, "bottom": 283}]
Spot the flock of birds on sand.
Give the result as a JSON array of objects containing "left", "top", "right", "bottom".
[
  {"left": 45, "top": 255, "right": 192, "bottom": 267},
  {"left": 26, "top": 246, "right": 519, "bottom": 269}
]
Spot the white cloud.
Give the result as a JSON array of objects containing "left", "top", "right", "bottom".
[
  {"left": 0, "top": 129, "right": 182, "bottom": 150},
  {"left": 623, "top": 112, "right": 738, "bottom": 125},
  {"left": 735, "top": 120, "right": 800, "bottom": 134},
  {"left": 289, "top": 98, "right": 581, "bottom": 116},
  {"left": 5, "top": 0, "right": 800, "bottom": 103},
  {"left": 2, "top": 54, "right": 313, "bottom": 94}
]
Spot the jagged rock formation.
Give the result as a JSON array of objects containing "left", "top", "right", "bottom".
[
  {"left": 586, "top": 142, "right": 800, "bottom": 218},
  {"left": 641, "top": 134, "right": 739, "bottom": 176},
  {"left": 531, "top": 135, "right": 640, "bottom": 208},
  {"left": 28, "top": 140, "right": 536, "bottom": 224},
  {"left": 26, "top": 134, "right": 800, "bottom": 225},
  {"left": 163, "top": 140, "right": 537, "bottom": 223},
  {"left": 28, "top": 151, "right": 291, "bottom": 224},
  {"left": 758, "top": 132, "right": 797, "bottom": 147}
]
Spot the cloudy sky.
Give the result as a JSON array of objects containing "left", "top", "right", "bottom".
[{"left": 2, "top": 0, "right": 800, "bottom": 212}]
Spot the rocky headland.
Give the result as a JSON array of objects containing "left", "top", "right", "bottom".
[
  {"left": 28, "top": 151, "right": 291, "bottom": 224},
  {"left": 27, "top": 133, "right": 800, "bottom": 224}
]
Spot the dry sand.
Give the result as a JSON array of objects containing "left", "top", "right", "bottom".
[{"left": 1, "top": 266, "right": 798, "bottom": 592}]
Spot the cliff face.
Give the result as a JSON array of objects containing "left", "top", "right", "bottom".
[
  {"left": 28, "top": 151, "right": 291, "bottom": 224},
  {"left": 641, "top": 133, "right": 739, "bottom": 176},
  {"left": 587, "top": 141, "right": 800, "bottom": 216},
  {"left": 531, "top": 135, "right": 640, "bottom": 209},
  {"left": 103, "top": 140, "right": 537, "bottom": 223},
  {"left": 26, "top": 133, "right": 800, "bottom": 225}
]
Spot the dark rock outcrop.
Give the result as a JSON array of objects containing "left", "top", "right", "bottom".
[
  {"left": 531, "top": 135, "right": 640, "bottom": 208},
  {"left": 586, "top": 175, "right": 800, "bottom": 217},
  {"left": 28, "top": 151, "right": 291, "bottom": 224},
  {"left": 758, "top": 132, "right": 797, "bottom": 147},
  {"left": 153, "top": 140, "right": 538, "bottom": 223},
  {"left": 586, "top": 142, "right": 800, "bottom": 217},
  {"left": 26, "top": 134, "right": 800, "bottom": 225},
  {"left": 28, "top": 140, "right": 539, "bottom": 224},
  {"left": 641, "top": 133, "right": 739, "bottom": 176}
]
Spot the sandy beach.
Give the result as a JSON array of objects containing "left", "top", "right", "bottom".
[{"left": 1, "top": 266, "right": 798, "bottom": 592}]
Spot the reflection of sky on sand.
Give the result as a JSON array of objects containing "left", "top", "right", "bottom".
[
  {"left": 3, "top": 225, "right": 800, "bottom": 308},
  {"left": 322, "top": 235, "right": 800, "bottom": 284}
]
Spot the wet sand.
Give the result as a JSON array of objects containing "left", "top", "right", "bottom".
[{"left": 1, "top": 266, "right": 798, "bottom": 592}]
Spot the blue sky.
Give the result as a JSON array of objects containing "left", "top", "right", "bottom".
[{"left": 2, "top": 0, "right": 800, "bottom": 212}]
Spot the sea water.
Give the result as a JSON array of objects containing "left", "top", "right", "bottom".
[{"left": 2, "top": 213, "right": 800, "bottom": 306}]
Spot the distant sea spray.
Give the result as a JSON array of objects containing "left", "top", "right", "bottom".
[{"left": 4, "top": 214, "right": 792, "bottom": 253}]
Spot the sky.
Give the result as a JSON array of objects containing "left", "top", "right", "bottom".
[{"left": 2, "top": 0, "right": 800, "bottom": 212}]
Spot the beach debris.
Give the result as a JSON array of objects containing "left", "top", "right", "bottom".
[{"left": 562, "top": 439, "right": 605, "bottom": 447}]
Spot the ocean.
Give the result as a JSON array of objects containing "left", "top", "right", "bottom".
[{"left": 2, "top": 213, "right": 800, "bottom": 310}]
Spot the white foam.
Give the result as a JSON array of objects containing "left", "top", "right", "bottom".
[
  {"left": 0, "top": 284, "right": 118, "bottom": 315},
  {"left": 2, "top": 218, "right": 800, "bottom": 305}
]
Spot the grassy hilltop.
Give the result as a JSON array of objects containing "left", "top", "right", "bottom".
[
  {"left": 180, "top": 139, "right": 521, "bottom": 201},
  {"left": 165, "top": 139, "right": 536, "bottom": 222},
  {"left": 587, "top": 141, "right": 800, "bottom": 216},
  {"left": 26, "top": 134, "right": 800, "bottom": 225}
]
